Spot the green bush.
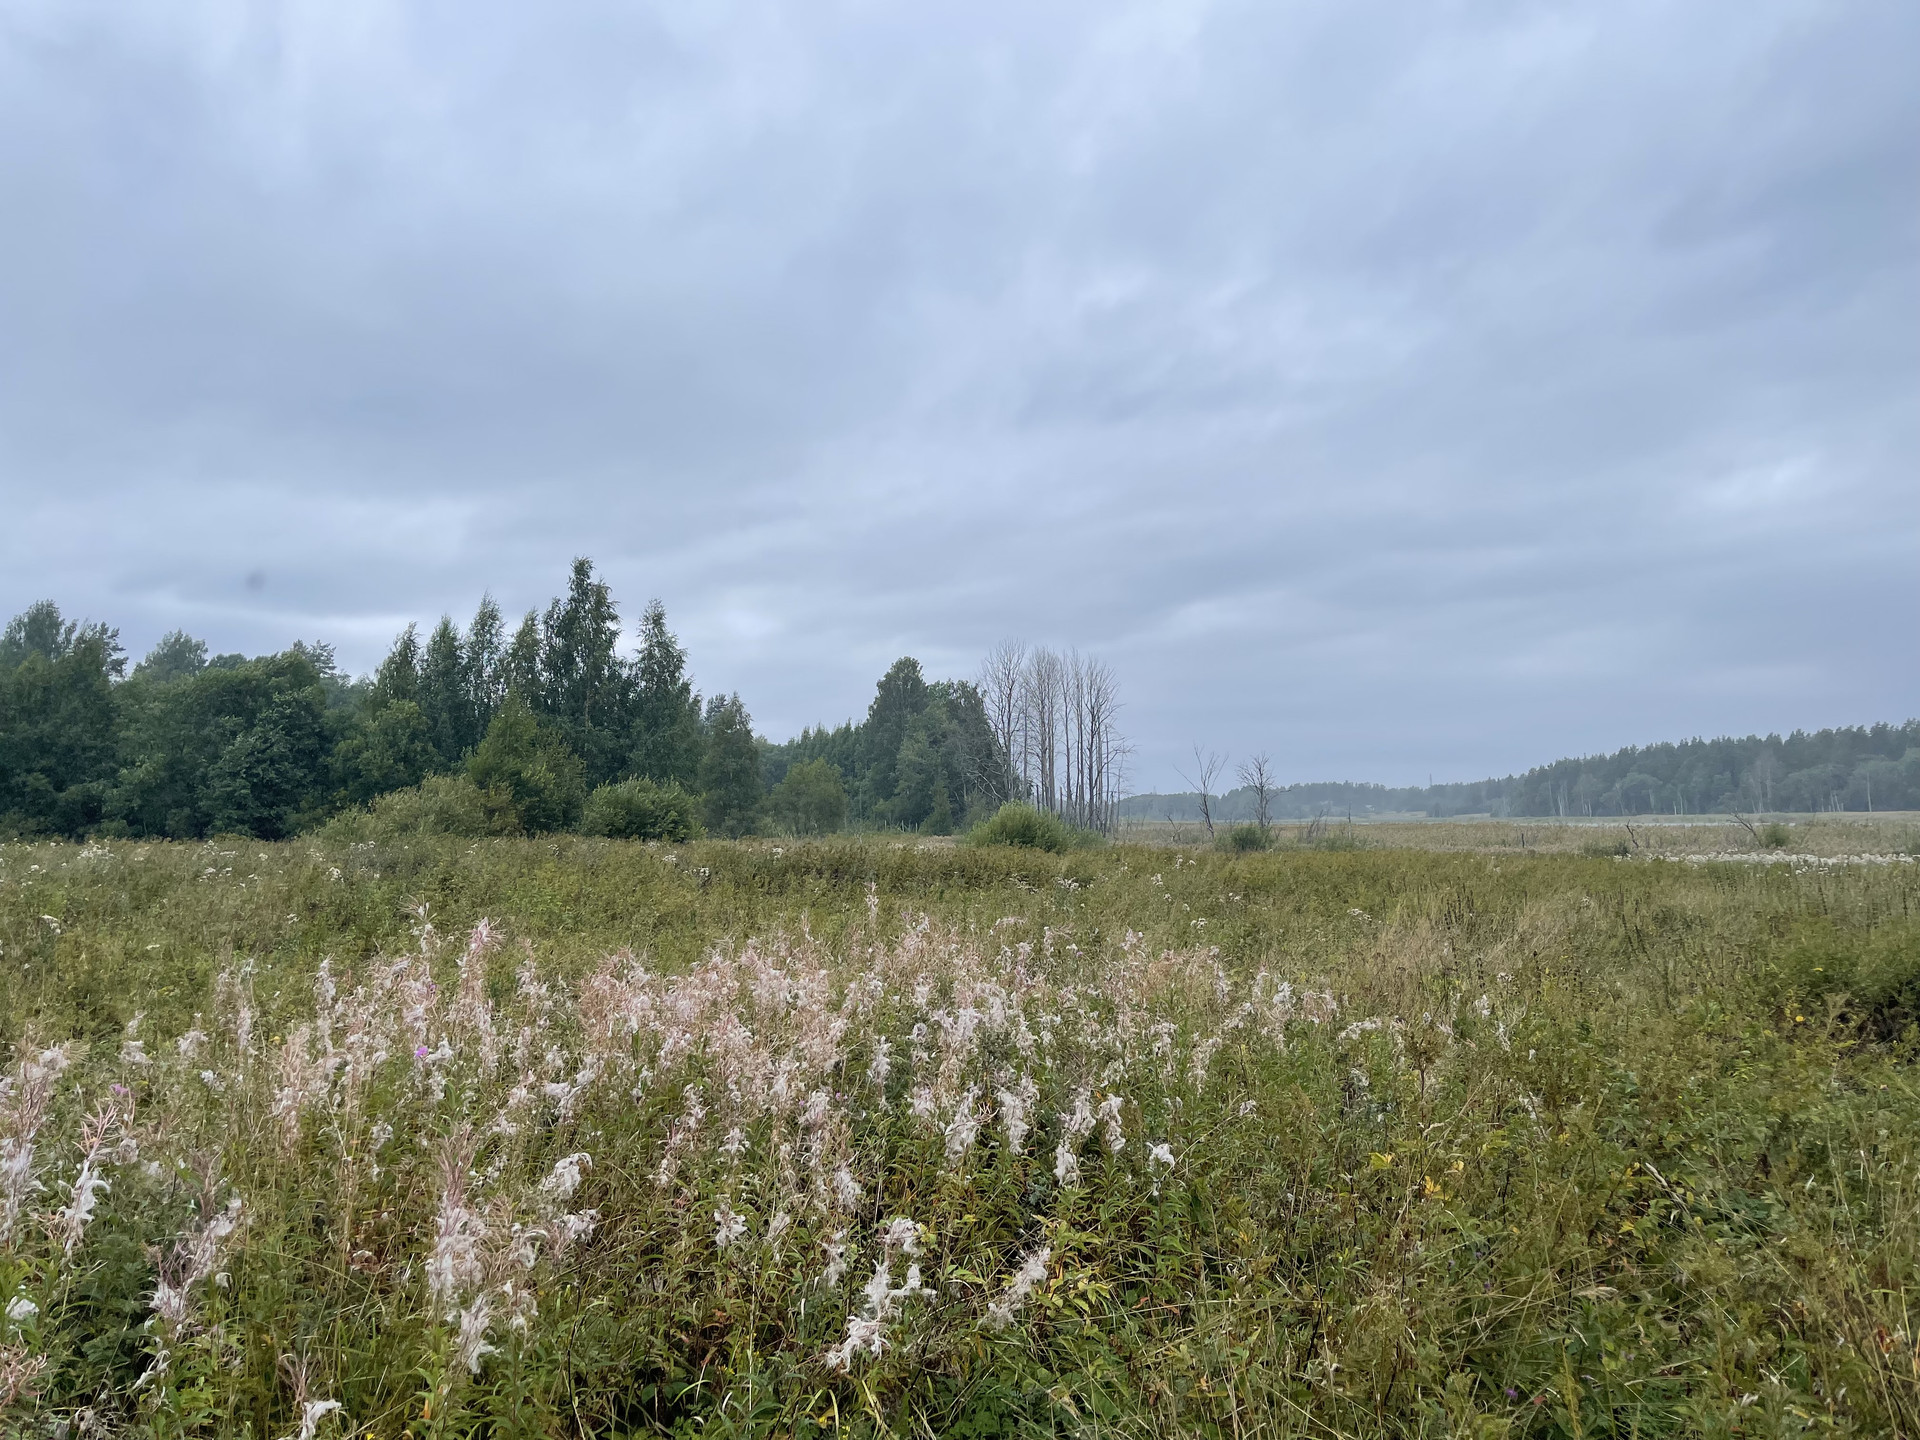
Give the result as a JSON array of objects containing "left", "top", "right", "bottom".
[
  {"left": 467, "top": 698, "right": 586, "bottom": 833},
  {"left": 963, "top": 801, "right": 1098, "bottom": 853},
  {"left": 1759, "top": 821, "right": 1793, "bottom": 849},
  {"left": 315, "top": 772, "right": 519, "bottom": 841},
  {"left": 581, "top": 778, "right": 703, "bottom": 841},
  {"left": 1218, "top": 822, "right": 1272, "bottom": 853},
  {"left": 1763, "top": 918, "right": 1920, "bottom": 1040},
  {"left": 764, "top": 758, "right": 848, "bottom": 836},
  {"left": 1580, "top": 837, "right": 1632, "bottom": 857}
]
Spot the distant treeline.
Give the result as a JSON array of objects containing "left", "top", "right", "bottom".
[
  {"left": 1123, "top": 722, "right": 1920, "bottom": 822},
  {"left": 0, "top": 561, "right": 1018, "bottom": 842}
]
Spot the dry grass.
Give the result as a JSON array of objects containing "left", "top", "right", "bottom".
[{"left": 2, "top": 834, "right": 1919, "bottom": 1436}]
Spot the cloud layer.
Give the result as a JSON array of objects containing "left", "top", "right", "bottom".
[{"left": 2, "top": 0, "right": 1915, "bottom": 786}]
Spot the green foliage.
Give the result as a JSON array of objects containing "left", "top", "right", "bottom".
[
  {"left": 0, "top": 619, "right": 123, "bottom": 837},
  {"left": 762, "top": 757, "right": 847, "bottom": 836},
  {"left": 1762, "top": 917, "right": 1920, "bottom": 1040},
  {"left": 5, "top": 837, "right": 1920, "bottom": 1436},
  {"left": 112, "top": 651, "right": 332, "bottom": 840},
  {"left": 467, "top": 697, "right": 586, "bottom": 833},
  {"left": 1759, "top": 820, "right": 1793, "bottom": 848},
  {"left": 965, "top": 801, "right": 1096, "bottom": 852},
  {"left": 581, "top": 777, "right": 703, "bottom": 841},
  {"left": 330, "top": 697, "right": 438, "bottom": 804},
  {"left": 629, "top": 599, "right": 704, "bottom": 789},
  {"left": 699, "top": 693, "right": 763, "bottom": 837},
  {"left": 1218, "top": 821, "right": 1272, "bottom": 852},
  {"left": 320, "top": 772, "right": 521, "bottom": 841},
  {"left": 131, "top": 630, "right": 208, "bottom": 684}
]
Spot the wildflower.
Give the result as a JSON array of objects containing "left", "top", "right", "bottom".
[
  {"left": 832, "top": 1165, "right": 862, "bottom": 1208},
  {"left": 540, "top": 1152, "right": 592, "bottom": 1201},
  {"left": 1096, "top": 1093, "right": 1126, "bottom": 1154},
  {"left": 713, "top": 1202, "right": 748, "bottom": 1249},
  {"left": 4, "top": 1296, "right": 35, "bottom": 1327},
  {"left": 767, "top": 1210, "right": 793, "bottom": 1244},
  {"left": 720, "top": 1127, "right": 748, "bottom": 1160},
  {"left": 879, "top": 1217, "right": 921, "bottom": 1257},
  {"left": 867, "top": 1036, "right": 893, "bottom": 1087},
  {"left": 997, "top": 1074, "right": 1037, "bottom": 1154},
  {"left": 822, "top": 1315, "right": 885, "bottom": 1370},
  {"left": 282, "top": 1399, "right": 343, "bottom": 1440},
  {"left": 1147, "top": 1142, "right": 1175, "bottom": 1168},
  {"left": 984, "top": 1245, "right": 1051, "bottom": 1330},
  {"left": 0, "top": 1345, "right": 48, "bottom": 1406},
  {"left": 819, "top": 1230, "right": 850, "bottom": 1287},
  {"left": 943, "top": 1088, "right": 982, "bottom": 1166},
  {"left": 151, "top": 1194, "right": 244, "bottom": 1332},
  {"left": 1054, "top": 1090, "right": 1095, "bottom": 1186},
  {"left": 455, "top": 1292, "right": 495, "bottom": 1373}
]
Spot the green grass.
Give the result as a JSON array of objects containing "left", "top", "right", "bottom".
[{"left": 2, "top": 834, "right": 1919, "bottom": 1436}]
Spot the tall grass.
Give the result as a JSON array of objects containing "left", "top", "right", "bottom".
[{"left": 2, "top": 835, "right": 1919, "bottom": 1435}]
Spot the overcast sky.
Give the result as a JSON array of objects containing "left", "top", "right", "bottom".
[{"left": 1, "top": 0, "right": 1914, "bottom": 789}]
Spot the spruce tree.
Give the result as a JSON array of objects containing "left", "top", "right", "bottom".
[
  {"left": 698, "top": 693, "right": 762, "bottom": 837},
  {"left": 370, "top": 625, "right": 422, "bottom": 711},
  {"left": 463, "top": 595, "right": 506, "bottom": 733},
  {"left": 418, "top": 617, "right": 469, "bottom": 767},
  {"left": 630, "top": 600, "right": 703, "bottom": 787},
  {"left": 538, "top": 558, "right": 631, "bottom": 784}
]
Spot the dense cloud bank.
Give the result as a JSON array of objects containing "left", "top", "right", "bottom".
[{"left": 0, "top": 2, "right": 1915, "bottom": 787}]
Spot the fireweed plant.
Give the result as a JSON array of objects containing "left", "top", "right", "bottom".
[{"left": 0, "top": 833, "right": 1918, "bottom": 1436}]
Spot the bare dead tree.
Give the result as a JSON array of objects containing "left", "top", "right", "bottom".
[
  {"left": 1237, "top": 752, "right": 1276, "bottom": 839},
  {"left": 977, "top": 640, "right": 1027, "bottom": 801},
  {"left": 981, "top": 642, "right": 1129, "bottom": 834},
  {"left": 1177, "top": 746, "right": 1225, "bottom": 840}
]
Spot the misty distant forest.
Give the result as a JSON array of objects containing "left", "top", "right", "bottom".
[
  {"left": 1126, "top": 720, "right": 1920, "bottom": 824},
  {"left": 2, "top": 559, "right": 1915, "bottom": 843}
]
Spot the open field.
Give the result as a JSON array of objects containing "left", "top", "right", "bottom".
[
  {"left": 1114, "top": 814, "right": 1920, "bottom": 858},
  {"left": 3, "top": 833, "right": 1920, "bottom": 1437}
]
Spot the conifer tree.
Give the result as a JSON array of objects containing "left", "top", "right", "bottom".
[
  {"left": 370, "top": 625, "right": 422, "bottom": 711},
  {"left": 538, "top": 558, "right": 631, "bottom": 784},
  {"left": 418, "top": 617, "right": 469, "bottom": 766},
  {"left": 463, "top": 595, "right": 506, "bottom": 732},
  {"left": 698, "top": 693, "right": 762, "bottom": 837},
  {"left": 504, "top": 611, "right": 542, "bottom": 703},
  {"left": 630, "top": 600, "right": 703, "bottom": 787}
]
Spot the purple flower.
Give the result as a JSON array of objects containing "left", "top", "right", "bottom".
[
  {"left": 415, "top": 1045, "right": 430, "bottom": 1059},
  {"left": 111, "top": 1083, "right": 130, "bottom": 1096},
  {"left": 1506, "top": 1388, "right": 1518, "bottom": 1401}
]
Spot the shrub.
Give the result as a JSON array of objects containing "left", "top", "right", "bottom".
[
  {"left": 764, "top": 758, "right": 848, "bottom": 836},
  {"left": 1762, "top": 918, "right": 1920, "bottom": 1040},
  {"left": 1580, "top": 837, "right": 1632, "bottom": 857},
  {"left": 1759, "top": 821, "right": 1793, "bottom": 849},
  {"left": 467, "top": 698, "right": 586, "bottom": 833},
  {"left": 315, "top": 772, "right": 519, "bottom": 841},
  {"left": 963, "top": 801, "right": 1098, "bottom": 853},
  {"left": 581, "top": 778, "right": 703, "bottom": 841},
  {"left": 1219, "top": 823, "right": 1272, "bottom": 853}
]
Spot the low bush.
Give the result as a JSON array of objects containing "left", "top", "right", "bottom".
[
  {"left": 1759, "top": 821, "right": 1793, "bottom": 848},
  {"left": 315, "top": 772, "right": 520, "bottom": 841},
  {"left": 1762, "top": 917, "right": 1920, "bottom": 1040},
  {"left": 1218, "top": 822, "right": 1272, "bottom": 853},
  {"left": 964, "top": 801, "right": 1099, "bottom": 852},
  {"left": 580, "top": 777, "right": 703, "bottom": 841}
]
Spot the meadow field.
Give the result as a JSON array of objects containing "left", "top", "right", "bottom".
[{"left": 2, "top": 826, "right": 1919, "bottom": 1438}]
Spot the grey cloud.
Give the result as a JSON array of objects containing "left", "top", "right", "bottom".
[{"left": 1, "top": 0, "right": 1914, "bottom": 787}]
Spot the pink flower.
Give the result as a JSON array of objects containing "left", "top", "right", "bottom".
[{"left": 415, "top": 1046, "right": 430, "bottom": 1059}]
